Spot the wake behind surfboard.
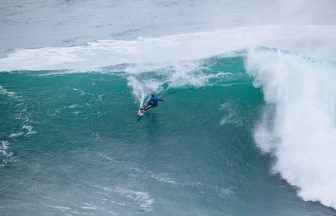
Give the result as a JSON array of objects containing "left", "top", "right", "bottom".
[{"left": 137, "top": 97, "right": 150, "bottom": 117}]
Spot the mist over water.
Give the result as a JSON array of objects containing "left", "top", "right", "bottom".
[{"left": 1, "top": 0, "right": 336, "bottom": 215}]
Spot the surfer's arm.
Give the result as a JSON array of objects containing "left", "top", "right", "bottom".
[
  {"left": 144, "top": 98, "right": 150, "bottom": 105},
  {"left": 159, "top": 98, "right": 165, "bottom": 101}
]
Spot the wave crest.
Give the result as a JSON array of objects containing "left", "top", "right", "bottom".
[{"left": 247, "top": 48, "right": 336, "bottom": 209}]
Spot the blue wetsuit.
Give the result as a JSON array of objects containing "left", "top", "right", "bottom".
[
  {"left": 149, "top": 96, "right": 159, "bottom": 107},
  {"left": 144, "top": 96, "right": 164, "bottom": 111}
]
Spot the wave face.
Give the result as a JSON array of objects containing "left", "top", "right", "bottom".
[{"left": 1, "top": 45, "right": 336, "bottom": 215}]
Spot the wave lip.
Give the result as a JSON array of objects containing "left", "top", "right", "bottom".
[{"left": 247, "top": 48, "right": 336, "bottom": 209}]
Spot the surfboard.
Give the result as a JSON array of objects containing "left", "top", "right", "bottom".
[
  {"left": 138, "top": 97, "right": 150, "bottom": 116},
  {"left": 138, "top": 108, "right": 145, "bottom": 116}
]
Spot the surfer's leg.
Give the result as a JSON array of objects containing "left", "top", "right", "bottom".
[
  {"left": 146, "top": 104, "right": 158, "bottom": 111},
  {"left": 144, "top": 105, "right": 152, "bottom": 111}
]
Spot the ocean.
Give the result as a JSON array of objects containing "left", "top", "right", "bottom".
[{"left": 1, "top": 1, "right": 336, "bottom": 215}]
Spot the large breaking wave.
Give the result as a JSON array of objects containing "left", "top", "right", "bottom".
[{"left": 1, "top": 25, "right": 336, "bottom": 209}]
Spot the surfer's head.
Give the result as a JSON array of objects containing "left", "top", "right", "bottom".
[{"left": 151, "top": 94, "right": 154, "bottom": 98}]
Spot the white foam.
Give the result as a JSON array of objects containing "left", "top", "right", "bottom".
[
  {"left": 22, "top": 124, "right": 37, "bottom": 135},
  {"left": 0, "top": 140, "right": 13, "bottom": 164},
  {"left": 127, "top": 76, "right": 163, "bottom": 106},
  {"left": 115, "top": 187, "right": 154, "bottom": 212},
  {"left": 126, "top": 61, "right": 240, "bottom": 106},
  {"left": 219, "top": 102, "right": 242, "bottom": 126},
  {"left": 1, "top": 25, "right": 336, "bottom": 71},
  {"left": 247, "top": 48, "right": 336, "bottom": 209},
  {"left": 68, "top": 104, "right": 78, "bottom": 109},
  {"left": 219, "top": 114, "right": 242, "bottom": 126},
  {"left": 150, "top": 173, "right": 176, "bottom": 184},
  {"left": 82, "top": 203, "right": 98, "bottom": 210},
  {"left": 0, "top": 141, "right": 10, "bottom": 152},
  {"left": 92, "top": 184, "right": 154, "bottom": 212},
  {"left": 9, "top": 132, "right": 24, "bottom": 138},
  {"left": 0, "top": 85, "right": 16, "bottom": 98},
  {"left": 218, "top": 188, "right": 234, "bottom": 198},
  {"left": 47, "top": 205, "right": 71, "bottom": 211}
]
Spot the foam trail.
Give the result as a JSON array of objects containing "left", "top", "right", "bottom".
[
  {"left": 0, "top": 85, "right": 16, "bottom": 97},
  {"left": 127, "top": 77, "right": 162, "bottom": 107},
  {"left": 125, "top": 60, "right": 209, "bottom": 105},
  {"left": 1, "top": 25, "right": 336, "bottom": 71},
  {"left": 247, "top": 48, "right": 336, "bottom": 208}
]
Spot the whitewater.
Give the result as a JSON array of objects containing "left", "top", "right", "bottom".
[{"left": 1, "top": 0, "right": 336, "bottom": 215}]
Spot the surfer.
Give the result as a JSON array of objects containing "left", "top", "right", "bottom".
[
  {"left": 143, "top": 94, "right": 165, "bottom": 111},
  {"left": 138, "top": 93, "right": 166, "bottom": 116}
]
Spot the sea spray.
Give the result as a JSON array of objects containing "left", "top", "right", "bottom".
[
  {"left": 127, "top": 76, "right": 163, "bottom": 106},
  {"left": 247, "top": 48, "right": 336, "bottom": 208}
]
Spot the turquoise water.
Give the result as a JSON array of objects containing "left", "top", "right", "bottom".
[
  {"left": 1, "top": 1, "right": 336, "bottom": 214},
  {"left": 1, "top": 55, "right": 335, "bottom": 215}
]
